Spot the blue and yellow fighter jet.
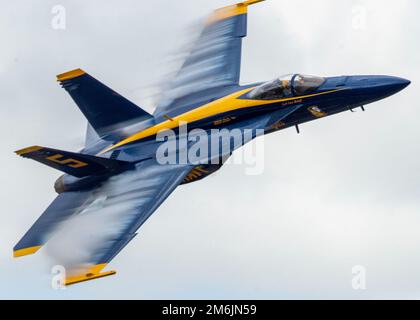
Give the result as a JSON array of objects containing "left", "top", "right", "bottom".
[{"left": 14, "top": 0, "right": 410, "bottom": 285}]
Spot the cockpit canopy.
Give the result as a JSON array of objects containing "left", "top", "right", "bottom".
[{"left": 248, "top": 74, "right": 325, "bottom": 100}]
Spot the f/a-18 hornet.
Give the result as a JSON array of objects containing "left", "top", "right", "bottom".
[{"left": 14, "top": 0, "right": 410, "bottom": 285}]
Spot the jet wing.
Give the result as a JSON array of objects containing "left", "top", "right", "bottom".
[
  {"left": 14, "top": 159, "right": 192, "bottom": 285},
  {"left": 154, "top": 0, "right": 265, "bottom": 118}
]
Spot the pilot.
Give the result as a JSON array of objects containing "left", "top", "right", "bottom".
[
  {"left": 281, "top": 79, "right": 292, "bottom": 97},
  {"left": 293, "top": 75, "right": 306, "bottom": 95},
  {"left": 295, "top": 75, "right": 305, "bottom": 85}
]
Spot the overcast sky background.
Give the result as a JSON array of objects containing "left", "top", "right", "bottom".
[{"left": 1, "top": 0, "right": 419, "bottom": 299}]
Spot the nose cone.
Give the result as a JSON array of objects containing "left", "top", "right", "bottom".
[
  {"left": 374, "top": 76, "right": 411, "bottom": 93},
  {"left": 396, "top": 77, "right": 411, "bottom": 88},
  {"left": 348, "top": 75, "right": 410, "bottom": 104}
]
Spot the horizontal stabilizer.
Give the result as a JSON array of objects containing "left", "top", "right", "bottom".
[
  {"left": 57, "top": 69, "right": 152, "bottom": 138},
  {"left": 15, "top": 146, "right": 130, "bottom": 178}
]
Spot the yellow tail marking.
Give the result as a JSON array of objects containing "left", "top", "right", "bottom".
[
  {"left": 209, "top": 0, "right": 265, "bottom": 24},
  {"left": 15, "top": 146, "right": 43, "bottom": 156},
  {"left": 57, "top": 68, "right": 86, "bottom": 82},
  {"left": 13, "top": 246, "right": 42, "bottom": 258},
  {"left": 46, "top": 154, "right": 89, "bottom": 168},
  {"left": 65, "top": 264, "right": 116, "bottom": 286}
]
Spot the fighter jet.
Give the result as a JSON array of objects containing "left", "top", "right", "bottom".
[{"left": 14, "top": 0, "right": 410, "bottom": 285}]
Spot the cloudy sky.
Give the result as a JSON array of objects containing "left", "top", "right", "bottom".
[{"left": 1, "top": 0, "right": 419, "bottom": 299}]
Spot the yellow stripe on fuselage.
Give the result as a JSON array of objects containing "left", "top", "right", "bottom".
[{"left": 99, "top": 88, "right": 342, "bottom": 155}]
